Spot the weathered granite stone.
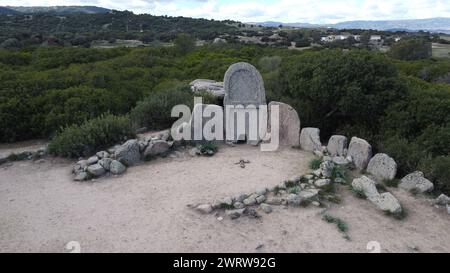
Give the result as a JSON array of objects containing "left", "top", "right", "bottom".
[
  {"left": 144, "top": 140, "right": 170, "bottom": 157},
  {"left": 196, "top": 204, "right": 213, "bottom": 214},
  {"left": 110, "top": 160, "right": 126, "bottom": 175},
  {"left": 115, "top": 139, "right": 140, "bottom": 166},
  {"left": 260, "top": 203, "right": 273, "bottom": 214},
  {"left": 314, "top": 179, "right": 331, "bottom": 188},
  {"left": 372, "top": 192, "right": 402, "bottom": 214},
  {"left": 87, "top": 164, "right": 106, "bottom": 177},
  {"left": 96, "top": 151, "right": 110, "bottom": 159},
  {"left": 367, "top": 153, "right": 397, "bottom": 181},
  {"left": 347, "top": 137, "right": 372, "bottom": 170},
  {"left": 287, "top": 194, "right": 302, "bottom": 206},
  {"left": 327, "top": 135, "right": 347, "bottom": 156},
  {"left": 300, "top": 128, "right": 322, "bottom": 152},
  {"left": 226, "top": 209, "right": 245, "bottom": 219},
  {"left": 98, "top": 158, "right": 113, "bottom": 171},
  {"left": 399, "top": 171, "right": 434, "bottom": 193},
  {"left": 190, "top": 79, "right": 225, "bottom": 98},
  {"left": 223, "top": 62, "right": 266, "bottom": 107},
  {"left": 74, "top": 171, "right": 89, "bottom": 181},
  {"left": 87, "top": 156, "right": 99, "bottom": 165},
  {"left": 268, "top": 101, "right": 300, "bottom": 147},
  {"left": 435, "top": 194, "right": 450, "bottom": 206},
  {"left": 351, "top": 176, "right": 379, "bottom": 199}
]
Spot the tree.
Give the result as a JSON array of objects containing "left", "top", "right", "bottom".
[
  {"left": 174, "top": 33, "right": 196, "bottom": 55},
  {"left": 388, "top": 38, "right": 432, "bottom": 60}
]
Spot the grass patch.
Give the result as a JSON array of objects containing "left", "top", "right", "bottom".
[
  {"left": 309, "top": 158, "right": 322, "bottom": 170},
  {"left": 198, "top": 142, "right": 218, "bottom": 156},
  {"left": 219, "top": 203, "right": 235, "bottom": 210},
  {"left": 384, "top": 178, "right": 400, "bottom": 188},
  {"left": 322, "top": 214, "right": 350, "bottom": 239},
  {"left": 350, "top": 186, "right": 366, "bottom": 199}
]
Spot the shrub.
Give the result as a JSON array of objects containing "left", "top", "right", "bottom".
[
  {"left": 130, "top": 86, "right": 193, "bottom": 130},
  {"left": 309, "top": 158, "right": 322, "bottom": 170},
  {"left": 420, "top": 156, "right": 450, "bottom": 195},
  {"left": 48, "top": 114, "right": 135, "bottom": 158},
  {"left": 388, "top": 39, "right": 432, "bottom": 61}
]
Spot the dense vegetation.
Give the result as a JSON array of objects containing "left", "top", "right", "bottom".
[{"left": 0, "top": 35, "right": 449, "bottom": 194}]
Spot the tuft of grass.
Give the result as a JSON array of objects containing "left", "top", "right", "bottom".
[
  {"left": 284, "top": 180, "right": 296, "bottom": 188},
  {"left": 331, "top": 165, "right": 347, "bottom": 182},
  {"left": 384, "top": 178, "right": 400, "bottom": 188},
  {"left": 351, "top": 186, "right": 366, "bottom": 199},
  {"left": 309, "top": 158, "right": 322, "bottom": 170},
  {"left": 322, "top": 214, "right": 349, "bottom": 238},
  {"left": 198, "top": 142, "right": 218, "bottom": 156},
  {"left": 219, "top": 203, "right": 235, "bottom": 210},
  {"left": 300, "top": 176, "right": 309, "bottom": 184},
  {"left": 288, "top": 186, "right": 301, "bottom": 194}
]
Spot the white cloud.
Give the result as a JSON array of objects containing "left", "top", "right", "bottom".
[{"left": 0, "top": 0, "right": 449, "bottom": 23}]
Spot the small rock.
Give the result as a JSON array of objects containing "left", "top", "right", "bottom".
[
  {"left": 226, "top": 209, "right": 245, "bottom": 219},
  {"left": 221, "top": 197, "right": 233, "bottom": 206},
  {"left": 196, "top": 204, "right": 213, "bottom": 214},
  {"left": 74, "top": 171, "right": 89, "bottom": 181},
  {"left": 110, "top": 160, "right": 126, "bottom": 175},
  {"left": 315, "top": 179, "right": 331, "bottom": 188},
  {"left": 332, "top": 156, "right": 349, "bottom": 166},
  {"left": 287, "top": 194, "right": 301, "bottom": 206},
  {"left": 189, "top": 147, "right": 200, "bottom": 157},
  {"left": 352, "top": 176, "right": 379, "bottom": 199},
  {"left": 260, "top": 203, "right": 272, "bottom": 214},
  {"left": 314, "top": 150, "right": 324, "bottom": 157},
  {"left": 144, "top": 140, "right": 170, "bottom": 157},
  {"left": 87, "top": 156, "right": 99, "bottom": 165},
  {"left": 256, "top": 188, "right": 268, "bottom": 195},
  {"left": 244, "top": 207, "right": 261, "bottom": 218},
  {"left": 87, "top": 164, "right": 105, "bottom": 177},
  {"left": 234, "top": 202, "right": 245, "bottom": 209},
  {"left": 290, "top": 176, "right": 302, "bottom": 183},
  {"left": 298, "top": 189, "right": 319, "bottom": 200},
  {"left": 435, "top": 194, "right": 450, "bottom": 206},
  {"left": 98, "top": 158, "right": 113, "bottom": 171},
  {"left": 234, "top": 193, "right": 248, "bottom": 203},
  {"left": 96, "top": 151, "right": 110, "bottom": 159},
  {"left": 256, "top": 195, "right": 266, "bottom": 204},
  {"left": 266, "top": 196, "right": 282, "bottom": 205},
  {"left": 243, "top": 195, "right": 257, "bottom": 206},
  {"left": 447, "top": 205, "right": 450, "bottom": 215},
  {"left": 372, "top": 192, "right": 402, "bottom": 214},
  {"left": 311, "top": 201, "right": 321, "bottom": 207}
]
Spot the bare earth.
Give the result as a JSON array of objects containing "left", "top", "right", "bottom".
[{"left": 0, "top": 145, "right": 449, "bottom": 253}]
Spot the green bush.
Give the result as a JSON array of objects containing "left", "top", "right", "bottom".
[
  {"left": 388, "top": 39, "right": 432, "bottom": 61},
  {"left": 48, "top": 114, "right": 135, "bottom": 158},
  {"left": 130, "top": 86, "right": 194, "bottom": 130},
  {"left": 420, "top": 156, "right": 450, "bottom": 195}
]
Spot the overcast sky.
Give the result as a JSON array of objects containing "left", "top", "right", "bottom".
[{"left": 1, "top": 0, "right": 449, "bottom": 23}]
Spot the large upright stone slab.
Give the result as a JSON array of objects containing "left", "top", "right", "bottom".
[
  {"left": 347, "top": 137, "right": 372, "bottom": 170},
  {"left": 224, "top": 62, "right": 266, "bottom": 107},
  {"left": 327, "top": 135, "right": 347, "bottom": 157},
  {"left": 268, "top": 101, "right": 300, "bottom": 147},
  {"left": 300, "top": 128, "right": 322, "bottom": 152},
  {"left": 223, "top": 62, "right": 266, "bottom": 143}
]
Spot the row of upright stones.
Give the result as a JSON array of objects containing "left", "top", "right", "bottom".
[
  {"left": 72, "top": 132, "right": 172, "bottom": 181},
  {"left": 300, "top": 127, "right": 440, "bottom": 215}
]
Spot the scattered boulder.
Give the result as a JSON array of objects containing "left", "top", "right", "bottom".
[
  {"left": 189, "top": 147, "right": 200, "bottom": 157},
  {"left": 256, "top": 195, "right": 266, "bottom": 204},
  {"left": 96, "top": 151, "right": 110, "bottom": 159},
  {"left": 300, "top": 128, "right": 322, "bottom": 152},
  {"left": 243, "top": 194, "right": 258, "bottom": 206},
  {"left": 190, "top": 79, "right": 225, "bottom": 98},
  {"left": 367, "top": 153, "right": 397, "bottom": 181},
  {"left": 298, "top": 189, "right": 319, "bottom": 200},
  {"left": 268, "top": 101, "right": 300, "bottom": 147},
  {"left": 110, "top": 160, "right": 126, "bottom": 175},
  {"left": 115, "top": 139, "right": 141, "bottom": 166},
  {"left": 372, "top": 192, "right": 402, "bottom": 214},
  {"left": 196, "top": 204, "right": 213, "bottom": 214},
  {"left": 98, "top": 158, "right": 113, "bottom": 171},
  {"left": 260, "top": 203, "right": 273, "bottom": 214},
  {"left": 234, "top": 202, "right": 245, "bottom": 209},
  {"left": 74, "top": 171, "right": 89, "bottom": 181},
  {"left": 87, "top": 156, "right": 99, "bottom": 165},
  {"left": 347, "top": 137, "right": 372, "bottom": 170},
  {"left": 332, "top": 156, "right": 349, "bottom": 166},
  {"left": 234, "top": 193, "right": 248, "bottom": 203},
  {"left": 315, "top": 179, "right": 331, "bottom": 188},
  {"left": 319, "top": 160, "right": 334, "bottom": 178},
  {"left": 327, "top": 135, "right": 347, "bottom": 157},
  {"left": 266, "top": 196, "right": 282, "bottom": 205},
  {"left": 87, "top": 164, "right": 106, "bottom": 177},
  {"left": 435, "top": 194, "right": 450, "bottom": 206},
  {"left": 351, "top": 176, "right": 379, "bottom": 199},
  {"left": 144, "top": 140, "right": 170, "bottom": 158},
  {"left": 226, "top": 209, "right": 245, "bottom": 219},
  {"left": 399, "top": 171, "right": 434, "bottom": 193},
  {"left": 287, "top": 194, "right": 302, "bottom": 206}
]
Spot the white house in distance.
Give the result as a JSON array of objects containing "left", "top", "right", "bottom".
[
  {"left": 369, "top": 35, "right": 383, "bottom": 45},
  {"left": 321, "top": 34, "right": 361, "bottom": 43}
]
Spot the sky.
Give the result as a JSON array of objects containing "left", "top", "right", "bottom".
[{"left": 1, "top": 0, "right": 450, "bottom": 24}]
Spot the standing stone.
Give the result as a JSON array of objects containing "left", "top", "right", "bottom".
[
  {"left": 327, "top": 135, "right": 347, "bottom": 157},
  {"left": 399, "top": 171, "right": 434, "bottom": 193},
  {"left": 367, "top": 153, "right": 397, "bottom": 181},
  {"left": 223, "top": 62, "right": 266, "bottom": 143},
  {"left": 114, "top": 139, "right": 140, "bottom": 166},
  {"left": 267, "top": 101, "right": 300, "bottom": 147},
  {"left": 347, "top": 137, "right": 372, "bottom": 170},
  {"left": 299, "top": 128, "right": 322, "bottom": 152},
  {"left": 372, "top": 192, "right": 402, "bottom": 214},
  {"left": 224, "top": 62, "right": 266, "bottom": 107}
]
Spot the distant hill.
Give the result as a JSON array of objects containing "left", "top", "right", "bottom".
[
  {"left": 0, "top": 6, "right": 19, "bottom": 14},
  {"left": 5, "top": 6, "right": 111, "bottom": 14},
  {"left": 251, "top": 18, "right": 450, "bottom": 33}
]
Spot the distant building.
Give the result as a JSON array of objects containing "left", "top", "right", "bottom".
[{"left": 369, "top": 35, "right": 383, "bottom": 46}]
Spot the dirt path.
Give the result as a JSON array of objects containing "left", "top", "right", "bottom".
[{"left": 0, "top": 145, "right": 449, "bottom": 253}]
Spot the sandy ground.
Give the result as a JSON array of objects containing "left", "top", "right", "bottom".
[{"left": 0, "top": 145, "right": 449, "bottom": 253}]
